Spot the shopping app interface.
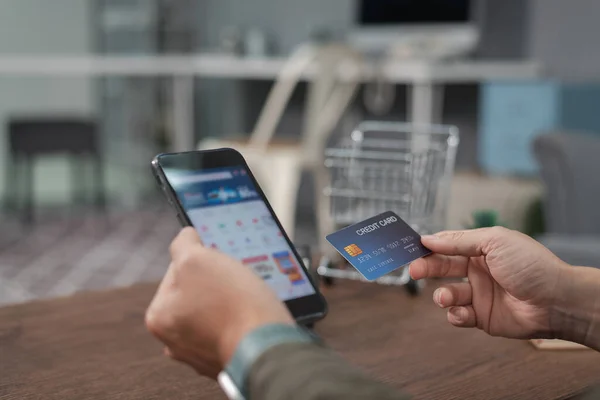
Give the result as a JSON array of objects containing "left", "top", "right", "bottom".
[{"left": 163, "top": 166, "right": 315, "bottom": 301}]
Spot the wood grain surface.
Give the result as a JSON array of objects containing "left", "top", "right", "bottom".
[{"left": 1, "top": 280, "right": 599, "bottom": 399}]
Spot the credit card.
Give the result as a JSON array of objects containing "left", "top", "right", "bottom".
[{"left": 325, "top": 211, "right": 432, "bottom": 281}]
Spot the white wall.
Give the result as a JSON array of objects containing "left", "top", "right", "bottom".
[
  {"left": 529, "top": 0, "right": 600, "bottom": 80},
  {"left": 0, "top": 0, "right": 94, "bottom": 205}
]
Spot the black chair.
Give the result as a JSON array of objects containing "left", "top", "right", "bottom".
[{"left": 5, "top": 118, "right": 105, "bottom": 223}]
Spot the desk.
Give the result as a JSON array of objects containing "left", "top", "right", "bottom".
[
  {"left": 0, "top": 55, "right": 540, "bottom": 152},
  {"left": 3, "top": 280, "right": 597, "bottom": 399}
]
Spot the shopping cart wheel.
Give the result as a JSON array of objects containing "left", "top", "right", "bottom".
[
  {"left": 320, "top": 259, "right": 335, "bottom": 287},
  {"left": 322, "top": 275, "right": 335, "bottom": 287},
  {"left": 405, "top": 278, "right": 423, "bottom": 296},
  {"left": 309, "top": 262, "right": 335, "bottom": 287},
  {"left": 297, "top": 246, "right": 330, "bottom": 287},
  {"left": 298, "top": 246, "right": 312, "bottom": 269},
  {"left": 308, "top": 262, "right": 322, "bottom": 286},
  {"left": 310, "top": 256, "right": 335, "bottom": 287}
]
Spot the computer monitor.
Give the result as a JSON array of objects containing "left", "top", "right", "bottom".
[
  {"left": 358, "top": 0, "right": 471, "bottom": 25},
  {"left": 350, "top": 0, "right": 481, "bottom": 59}
]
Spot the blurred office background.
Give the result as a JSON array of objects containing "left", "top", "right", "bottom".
[{"left": 1, "top": 0, "right": 600, "bottom": 304}]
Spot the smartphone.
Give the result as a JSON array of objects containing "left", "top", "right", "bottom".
[{"left": 152, "top": 148, "right": 327, "bottom": 325}]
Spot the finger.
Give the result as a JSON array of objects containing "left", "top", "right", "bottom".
[
  {"left": 145, "top": 264, "right": 177, "bottom": 340},
  {"left": 409, "top": 254, "right": 469, "bottom": 280},
  {"left": 164, "top": 345, "right": 192, "bottom": 364},
  {"left": 169, "top": 227, "right": 203, "bottom": 260},
  {"left": 447, "top": 306, "right": 477, "bottom": 328},
  {"left": 421, "top": 227, "right": 503, "bottom": 257},
  {"left": 433, "top": 282, "right": 472, "bottom": 308},
  {"left": 150, "top": 261, "right": 176, "bottom": 296}
]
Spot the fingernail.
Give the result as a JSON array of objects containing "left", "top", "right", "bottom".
[
  {"left": 434, "top": 288, "right": 444, "bottom": 307},
  {"left": 449, "top": 307, "right": 464, "bottom": 322}
]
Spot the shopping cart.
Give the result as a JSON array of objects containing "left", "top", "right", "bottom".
[{"left": 309, "top": 121, "right": 459, "bottom": 295}]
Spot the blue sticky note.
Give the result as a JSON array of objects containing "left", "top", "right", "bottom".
[{"left": 325, "top": 211, "right": 431, "bottom": 281}]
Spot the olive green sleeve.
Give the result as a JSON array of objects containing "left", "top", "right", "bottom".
[
  {"left": 574, "top": 386, "right": 600, "bottom": 400},
  {"left": 248, "top": 342, "right": 410, "bottom": 400}
]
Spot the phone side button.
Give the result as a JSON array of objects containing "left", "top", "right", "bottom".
[
  {"left": 176, "top": 213, "right": 188, "bottom": 226},
  {"left": 161, "top": 186, "right": 174, "bottom": 204},
  {"left": 152, "top": 171, "right": 162, "bottom": 186}
]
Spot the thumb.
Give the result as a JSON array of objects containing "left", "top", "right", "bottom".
[
  {"left": 169, "top": 227, "right": 203, "bottom": 260},
  {"left": 421, "top": 227, "right": 502, "bottom": 257}
]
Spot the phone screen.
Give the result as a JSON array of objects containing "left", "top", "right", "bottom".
[{"left": 163, "top": 165, "right": 316, "bottom": 302}]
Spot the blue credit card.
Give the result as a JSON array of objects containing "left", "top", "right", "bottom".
[{"left": 325, "top": 211, "right": 432, "bottom": 281}]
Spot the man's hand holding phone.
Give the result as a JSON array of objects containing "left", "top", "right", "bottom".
[
  {"left": 145, "top": 227, "right": 294, "bottom": 378},
  {"left": 152, "top": 149, "right": 327, "bottom": 322}
]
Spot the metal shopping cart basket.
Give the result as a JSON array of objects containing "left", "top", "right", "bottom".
[{"left": 309, "top": 121, "right": 459, "bottom": 295}]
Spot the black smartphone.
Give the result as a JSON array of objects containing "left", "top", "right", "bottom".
[{"left": 152, "top": 148, "right": 327, "bottom": 325}]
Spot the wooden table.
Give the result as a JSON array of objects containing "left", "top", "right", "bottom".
[{"left": 1, "top": 281, "right": 599, "bottom": 399}]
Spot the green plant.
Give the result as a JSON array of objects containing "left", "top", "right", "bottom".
[
  {"left": 464, "top": 210, "right": 504, "bottom": 229},
  {"left": 523, "top": 197, "right": 546, "bottom": 238}
]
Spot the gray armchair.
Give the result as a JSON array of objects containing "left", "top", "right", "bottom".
[{"left": 532, "top": 132, "right": 600, "bottom": 268}]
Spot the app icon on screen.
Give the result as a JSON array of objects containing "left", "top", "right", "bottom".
[
  {"left": 272, "top": 251, "right": 305, "bottom": 285},
  {"left": 207, "top": 187, "right": 237, "bottom": 203},
  {"left": 242, "top": 255, "right": 273, "bottom": 280}
]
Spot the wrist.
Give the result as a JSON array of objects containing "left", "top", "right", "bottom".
[
  {"left": 217, "top": 314, "right": 295, "bottom": 369},
  {"left": 219, "top": 323, "right": 322, "bottom": 399},
  {"left": 551, "top": 264, "right": 600, "bottom": 349}
]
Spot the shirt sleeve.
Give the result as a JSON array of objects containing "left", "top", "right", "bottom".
[
  {"left": 574, "top": 386, "right": 600, "bottom": 400},
  {"left": 248, "top": 342, "right": 411, "bottom": 400}
]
